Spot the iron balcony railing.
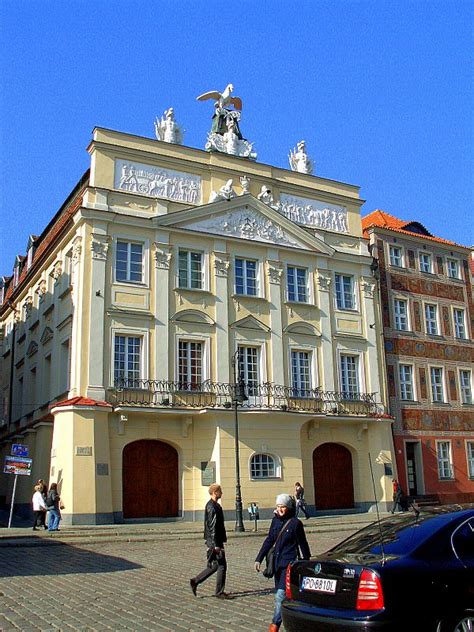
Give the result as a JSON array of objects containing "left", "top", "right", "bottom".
[{"left": 107, "top": 379, "right": 381, "bottom": 416}]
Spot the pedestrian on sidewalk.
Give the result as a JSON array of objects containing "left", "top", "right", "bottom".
[
  {"left": 294, "top": 482, "right": 310, "bottom": 520},
  {"left": 32, "top": 484, "right": 47, "bottom": 531},
  {"left": 46, "top": 483, "right": 61, "bottom": 531},
  {"left": 255, "top": 494, "right": 311, "bottom": 632},
  {"left": 37, "top": 479, "right": 48, "bottom": 529},
  {"left": 391, "top": 479, "right": 406, "bottom": 513},
  {"left": 190, "top": 484, "right": 232, "bottom": 599}
]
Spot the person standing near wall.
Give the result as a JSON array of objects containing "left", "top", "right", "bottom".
[{"left": 32, "top": 484, "right": 47, "bottom": 530}]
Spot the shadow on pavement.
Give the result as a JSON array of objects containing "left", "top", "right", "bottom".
[
  {"left": 0, "top": 539, "right": 143, "bottom": 577},
  {"left": 228, "top": 588, "right": 274, "bottom": 598}
]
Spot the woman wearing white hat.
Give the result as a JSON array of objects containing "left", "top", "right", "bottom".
[{"left": 254, "top": 493, "right": 311, "bottom": 632}]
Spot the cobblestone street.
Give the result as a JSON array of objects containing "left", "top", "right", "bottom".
[{"left": 0, "top": 529, "right": 352, "bottom": 631}]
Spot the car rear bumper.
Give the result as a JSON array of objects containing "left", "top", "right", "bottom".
[{"left": 282, "top": 601, "right": 392, "bottom": 631}]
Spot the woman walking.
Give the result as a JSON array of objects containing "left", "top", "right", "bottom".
[
  {"left": 46, "top": 483, "right": 61, "bottom": 531},
  {"left": 31, "top": 484, "right": 47, "bottom": 531},
  {"left": 294, "top": 481, "right": 310, "bottom": 519},
  {"left": 254, "top": 494, "right": 311, "bottom": 632}
]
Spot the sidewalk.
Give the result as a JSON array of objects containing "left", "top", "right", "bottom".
[{"left": 0, "top": 509, "right": 384, "bottom": 547}]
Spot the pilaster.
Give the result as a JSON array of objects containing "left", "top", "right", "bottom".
[
  {"left": 153, "top": 238, "right": 171, "bottom": 381},
  {"left": 316, "top": 269, "right": 335, "bottom": 391},
  {"left": 214, "top": 250, "right": 230, "bottom": 382},
  {"left": 266, "top": 259, "right": 284, "bottom": 384}
]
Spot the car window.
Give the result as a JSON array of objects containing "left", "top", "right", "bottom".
[{"left": 452, "top": 518, "right": 474, "bottom": 562}]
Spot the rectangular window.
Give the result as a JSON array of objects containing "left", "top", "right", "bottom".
[
  {"left": 437, "top": 441, "right": 453, "bottom": 479},
  {"left": 430, "top": 367, "right": 444, "bottom": 403},
  {"left": 116, "top": 241, "right": 143, "bottom": 283},
  {"left": 287, "top": 266, "right": 307, "bottom": 303},
  {"left": 238, "top": 346, "right": 259, "bottom": 396},
  {"left": 178, "top": 250, "right": 203, "bottom": 289},
  {"left": 425, "top": 304, "right": 438, "bottom": 335},
  {"left": 114, "top": 335, "right": 141, "bottom": 384},
  {"left": 335, "top": 274, "right": 355, "bottom": 310},
  {"left": 394, "top": 299, "right": 409, "bottom": 331},
  {"left": 447, "top": 259, "right": 459, "bottom": 279},
  {"left": 235, "top": 258, "right": 257, "bottom": 296},
  {"left": 467, "top": 442, "right": 474, "bottom": 479},
  {"left": 291, "top": 350, "right": 311, "bottom": 397},
  {"left": 178, "top": 341, "right": 202, "bottom": 390},
  {"left": 340, "top": 355, "right": 359, "bottom": 398},
  {"left": 389, "top": 246, "right": 403, "bottom": 267},
  {"left": 419, "top": 253, "right": 432, "bottom": 273},
  {"left": 460, "top": 370, "right": 472, "bottom": 405},
  {"left": 453, "top": 309, "right": 466, "bottom": 339},
  {"left": 399, "top": 364, "right": 414, "bottom": 400},
  {"left": 59, "top": 339, "right": 70, "bottom": 394}
]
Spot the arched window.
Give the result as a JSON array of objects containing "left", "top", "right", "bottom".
[{"left": 250, "top": 453, "right": 280, "bottom": 480}]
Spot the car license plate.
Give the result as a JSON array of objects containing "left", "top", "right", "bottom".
[{"left": 301, "top": 576, "right": 337, "bottom": 593}]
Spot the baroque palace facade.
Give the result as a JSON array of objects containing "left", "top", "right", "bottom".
[
  {"left": 0, "top": 101, "right": 395, "bottom": 524},
  {"left": 363, "top": 211, "right": 474, "bottom": 504}
]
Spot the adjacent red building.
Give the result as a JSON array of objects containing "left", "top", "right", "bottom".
[{"left": 363, "top": 210, "right": 474, "bottom": 504}]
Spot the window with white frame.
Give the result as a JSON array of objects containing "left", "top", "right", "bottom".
[
  {"left": 340, "top": 354, "right": 359, "bottom": 398},
  {"left": 250, "top": 453, "right": 279, "bottom": 479},
  {"left": 453, "top": 308, "right": 466, "bottom": 339},
  {"left": 437, "top": 441, "right": 453, "bottom": 479},
  {"left": 115, "top": 241, "right": 144, "bottom": 283},
  {"left": 394, "top": 298, "right": 409, "bottom": 331},
  {"left": 178, "top": 340, "right": 203, "bottom": 390},
  {"left": 290, "top": 350, "right": 312, "bottom": 397},
  {"left": 114, "top": 335, "right": 142, "bottom": 384},
  {"left": 238, "top": 345, "right": 259, "bottom": 396},
  {"left": 430, "top": 367, "right": 444, "bottom": 403},
  {"left": 447, "top": 259, "right": 459, "bottom": 279},
  {"left": 460, "top": 370, "right": 472, "bottom": 405},
  {"left": 425, "top": 304, "right": 438, "bottom": 335},
  {"left": 399, "top": 364, "right": 414, "bottom": 400},
  {"left": 335, "top": 274, "right": 355, "bottom": 310},
  {"left": 235, "top": 258, "right": 258, "bottom": 296},
  {"left": 178, "top": 249, "right": 203, "bottom": 290},
  {"left": 467, "top": 442, "right": 474, "bottom": 479},
  {"left": 389, "top": 245, "right": 403, "bottom": 267},
  {"left": 287, "top": 266, "right": 308, "bottom": 303},
  {"left": 419, "top": 252, "right": 432, "bottom": 273}
]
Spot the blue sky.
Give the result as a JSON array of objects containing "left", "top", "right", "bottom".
[{"left": 1, "top": 1, "right": 472, "bottom": 276}]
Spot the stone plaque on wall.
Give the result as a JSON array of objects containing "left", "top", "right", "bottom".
[
  {"left": 201, "top": 461, "right": 216, "bottom": 487},
  {"left": 75, "top": 446, "right": 92, "bottom": 456},
  {"left": 96, "top": 463, "right": 109, "bottom": 476}
]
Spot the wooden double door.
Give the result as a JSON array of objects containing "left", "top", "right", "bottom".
[
  {"left": 313, "top": 443, "right": 354, "bottom": 510},
  {"left": 123, "top": 440, "right": 179, "bottom": 519}
]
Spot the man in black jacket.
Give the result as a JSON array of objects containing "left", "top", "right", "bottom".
[{"left": 190, "top": 484, "right": 232, "bottom": 598}]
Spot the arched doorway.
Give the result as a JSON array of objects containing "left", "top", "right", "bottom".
[
  {"left": 313, "top": 443, "right": 354, "bottom": 510},
  {"left": 123, "top": 440, "right": 179, "bottom": 519}
]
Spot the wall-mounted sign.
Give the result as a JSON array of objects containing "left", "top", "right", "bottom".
[
  {"left": 11, "top": 444, "right": 29, "bottom": 457},
  {"left": 201, "top": 461, "right": 216, "bottom": 487},
  {"left": 4, "top": 456, "right": 32, "bottom": 476}
]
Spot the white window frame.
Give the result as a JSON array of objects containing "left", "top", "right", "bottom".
[
  {"left": 111, "top": 328, "right": 149, "bottom": 386},
  {"left": 177, "top": 248, "right": 206, "bottom": 291},
  {"left": 334, "top": 273, "right": 356, "bottom": 311},
  {"left": 436, "top": 440, "right": 454, "bottom": 480},
  {"left": 399, "top": 363, "right": 415, "bottom": 401},
  {"left": 418, "top": 251, "right": 432, "bottom": 274},
  {"left": 429, "top": 366, "right": 445, "bottom": 403},
  {"left": 424, "top": 303, "right": 439, "bottom": 336},
  {"left": 113, "top": 236, "right": 149, "bottom": 286},
  {"left": 393, "top": 297, "right": 410, "bottom": 331},
  {"left": 249, "top": 453, "right": 281, "bottom": 480},
  {"left": 175, "top": 334, "right": 209, "bottom": 386},
  {"left": 389, "top": 245, "right": 404, "bottom": 268},
  {"left": 234, "top": 257, "right": 261, "bottom": 297},
  {"left": 289, "top": 347, "right": 315, "bottom": 397},
  {"left": 453, "top": 307, "right": 466, "bottom": 340},
  {"left": 446, "top": 258, "right": 460, "bottom": 279},
  {"left": 459, "top": 369, "right": 472, "bottom": 405},
  {"left": 466, "top": 441, "right": 474, "bottom": 479},
  {"left": 338, "top": 351, "right": 363, "bottom": 398},
  {"left": 286, "top": 265, "right": 310, "bottom": 303}
]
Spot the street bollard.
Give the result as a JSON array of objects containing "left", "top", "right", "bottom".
[{"left": 247, "top": 502, "right": 259, "bottom": 531}]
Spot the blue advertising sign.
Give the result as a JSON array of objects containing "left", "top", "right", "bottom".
[{"left": 11, "top": 444, "right": 29, "bottom": 457}]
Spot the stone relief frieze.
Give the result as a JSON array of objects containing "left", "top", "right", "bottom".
[
  {"left": 153, "top": 243, "right": 173, "bottom": 269},
  {"left": 278, "top": 193, "right": 348, "bottom": 234},
  {"left": 214, "top": 253, "right": 230, "bottom": 277},
  {"left": 361, "top": 277, "right": 376, "bottom": 298},
  {"left": 316, "top": 271, "right": 332, "bottom": 291},
  {"left": 90, "top": 235, "right": 110, "bottom": 261},
  {"left": 266, "top": 261, "right": 284, "bottom": 284},
  {"left": 115, "top": 159, "right": 201, "bottom": 205}
]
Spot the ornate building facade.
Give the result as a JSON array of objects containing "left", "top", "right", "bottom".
[
  {"left": 0, "top": 116, "right": 395, "bottom": 524},
  {"left": 363, "top": 210, "right": 474, "bottom": 504}
]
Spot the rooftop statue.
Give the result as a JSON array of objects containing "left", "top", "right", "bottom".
[
  {"left": 289, "top": 140, "right": 313, "bottom": 175},
  {"left": 154, "top": 108, "right": 184, "bottom": 144},
  {"left": 196, "top": 83, "right": 257, "bottom": 160}
]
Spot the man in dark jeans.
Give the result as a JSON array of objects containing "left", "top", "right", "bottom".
[{"left": 190, "top": 484, "right": 232, "bottom": 599}]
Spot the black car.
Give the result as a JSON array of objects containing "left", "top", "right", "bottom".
[{"left": 282, "top": 505, "right": 474, "bottom": 631}]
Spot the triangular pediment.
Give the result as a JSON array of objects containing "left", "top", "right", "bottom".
[
  {"left": 26, "top": 341, "right": 38, "bottom": 357},
  {"left": 231, "top": 315, "right": 271, "bottom": 332},
  {"left": 155, "top": 195, "right": 334, "bottom": 255},
  {"left": 40, "top": 326, "right": 54, "bottom": 345}
]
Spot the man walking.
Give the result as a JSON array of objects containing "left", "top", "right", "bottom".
[{"left": 190, "top": 484, "right": 232, "bottom": 599}]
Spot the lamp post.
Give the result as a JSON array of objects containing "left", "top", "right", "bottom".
[{"left": 231, "top": 350, "right": 247, "bottom": 532}]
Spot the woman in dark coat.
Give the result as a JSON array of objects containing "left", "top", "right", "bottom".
[{"left": 255, "top": 494, "right": 311, "bottom": 632}]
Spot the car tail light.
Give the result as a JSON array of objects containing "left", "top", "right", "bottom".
[
  {"left": 356, "top": 569, "right": 384, "bottom": 610},
  {"left": 285, "top": 563, "right": 293, "bottom": 598}
]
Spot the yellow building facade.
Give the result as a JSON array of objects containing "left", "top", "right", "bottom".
[{"left": 0, "top": 125, "right": 395, "bottom": 524}]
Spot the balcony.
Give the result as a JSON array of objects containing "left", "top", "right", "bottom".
[{"left": 107, "top": 379, "right": 381, "bottom": 417}]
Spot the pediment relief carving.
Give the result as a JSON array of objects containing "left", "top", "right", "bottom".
[
  {"left": 171, "top": 310, "right": 215, "bottom": 326},
  {"left": 40, "top": 326, "right": 54, "bottom": 345},
  {"left": 231, "top": 315, "right": 270, "bottom": 332}
]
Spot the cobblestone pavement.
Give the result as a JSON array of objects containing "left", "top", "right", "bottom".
[{"left": 0, "top": 529, "right": 354, "bottom": 632}]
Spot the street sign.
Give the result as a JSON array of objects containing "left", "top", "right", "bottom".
[
  {"left": 4, "top": 455, "right": 33, "bottom": 476},
  {"left": 11, "top": 444, "right": 29, "bottom": 457}
]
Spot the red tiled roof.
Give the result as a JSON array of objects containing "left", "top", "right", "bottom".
[
  {"left": 362, "top": 209, "right": 466, "bottom": 248},
  {"left": 51, "top": 397, "right": 111, "bottom": 408}
]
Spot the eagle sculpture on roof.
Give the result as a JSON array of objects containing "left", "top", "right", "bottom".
[{"left": 196, "top": 83, "right": 242, "bottom": 111}]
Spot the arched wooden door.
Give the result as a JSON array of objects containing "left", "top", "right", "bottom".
[
  {"left": 123, "top": 440, "right": 179, "bottom": 519},
  {"left": 313, "top": 443, "right": 354, "bottom": 510}
]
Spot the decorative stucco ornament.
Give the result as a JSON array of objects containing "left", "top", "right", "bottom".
[
  {"left": 239, "top": 175, "right": 250, "bottom": 195},
  {"left": 154, "top": 108, "right": 184, "bottom": 144},
  {"left": 196, "top": 83, "right": 257, "bottom": 160},
  {"left": 289, "top": 140, "right": 313, "bottom": 174},
  {"left": 209, "top": 179, "right": 237, "bottom": 203}
]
